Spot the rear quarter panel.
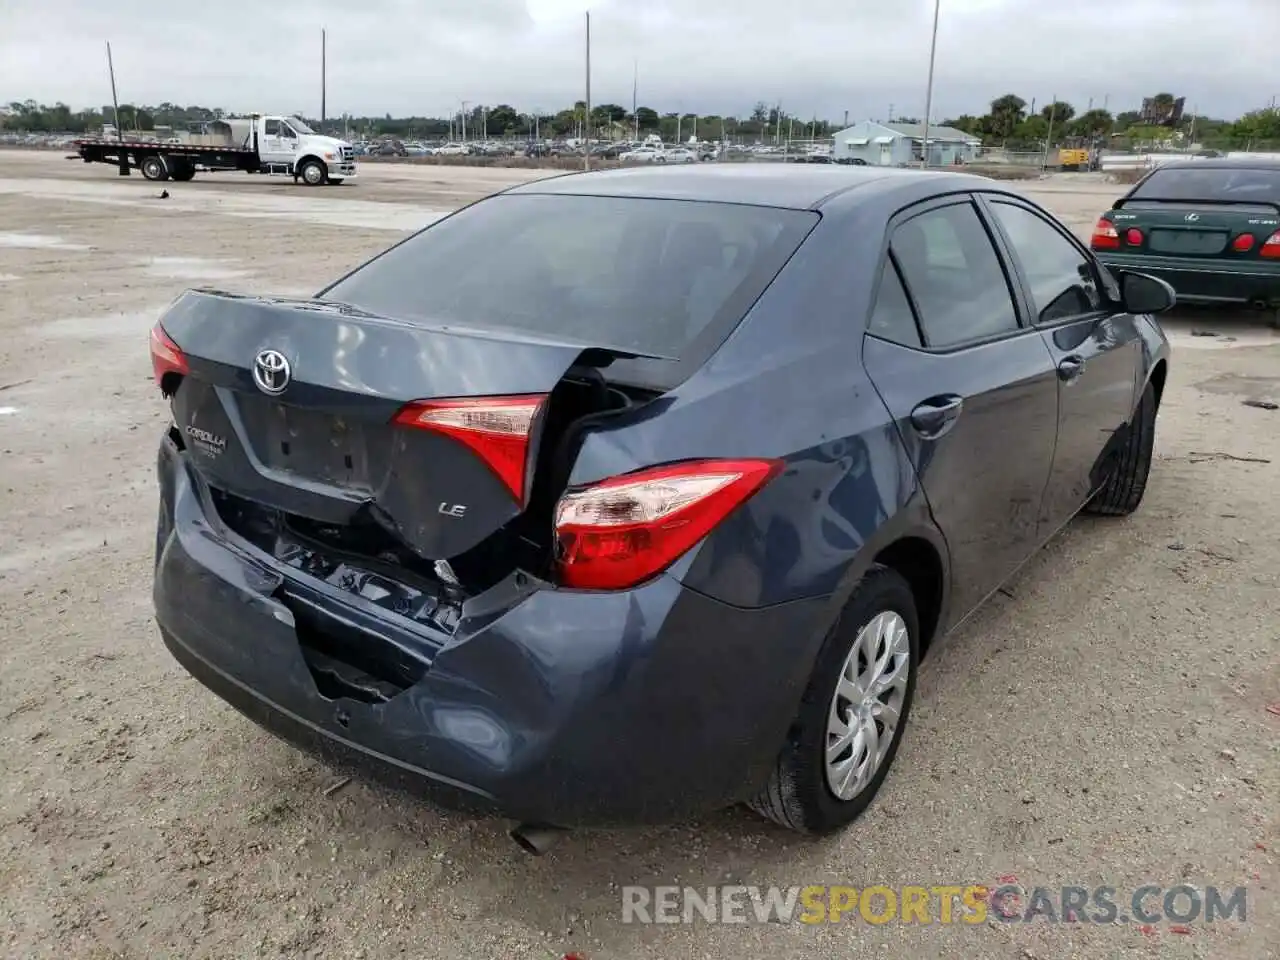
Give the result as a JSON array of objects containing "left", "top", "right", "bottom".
[{"left": 570, "top": 194, "right": 950, "bottom": 613}]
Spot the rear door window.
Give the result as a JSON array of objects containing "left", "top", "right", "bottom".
[
  {"left": 988, "top": 201, "right": 1103, "bottom": 324},
  {"left": 890, "top": 202, "right": 1021, "bottom": 348},
  {"left": 1129, "top": 166, "right": 1280, "bottom": 201},
  {"left": 866, "top": 257, "right": 922, "bottom": 347}
]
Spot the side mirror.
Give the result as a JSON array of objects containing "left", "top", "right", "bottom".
[{"left": 1116, "top": 270, "right": 1177, "bottom": 315}]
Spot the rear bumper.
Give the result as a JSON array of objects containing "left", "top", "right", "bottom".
[
  {"left": 1098, "top": 253, "right": 1280, "bottom": 305},
  {"left": 153, "top": 433, "right": 830, "bottom": 826}
]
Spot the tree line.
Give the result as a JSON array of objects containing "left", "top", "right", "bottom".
[
  {"left": 941, "top": 93, "right": 1280, "bottom": 149},
  {"left": 4, "top": 94, "right": 1278, "bottom": 148}
]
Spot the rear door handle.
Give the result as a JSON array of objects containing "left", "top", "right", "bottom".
[
  {"left": 1058, "top": 355, "right": 1086, "bottom": 381},
  {"left": 910, "top": 395, "right": 964, "bottom": 439}
]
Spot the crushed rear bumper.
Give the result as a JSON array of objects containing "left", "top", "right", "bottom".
[{"left": 153, "top": 431, "right": 830, "bottom": 826}]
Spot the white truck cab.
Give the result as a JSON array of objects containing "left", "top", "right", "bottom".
[{"left": 249, "top": 115, "right": 357, "bottom": 184}]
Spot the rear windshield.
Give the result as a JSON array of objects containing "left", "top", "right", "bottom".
[
  {"left": 1130, "top": 166, "right": 1280, "bottom": 202},
  {"left": 321, "top": 194, "right": 817, "bottom": 378}
]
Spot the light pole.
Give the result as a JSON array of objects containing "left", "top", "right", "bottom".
[
  {"left": 584, "top": 11, "right": 591, "bottom": 170},
  {"left": 921, "top": 0, "right": 941, "bottom": 167}
]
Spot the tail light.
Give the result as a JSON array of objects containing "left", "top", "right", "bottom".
[
  {"left": 554, "top": 458, "right": 783, "bottom": 590},
  {"left": 1125, "top": 228, "right": 1144, "bottom": 246},
  {"left": 1232, "top": 234, "right": 1256, "bottom": 253},
  {"left": 1261, "top": 231, "right": 1280, "bottom": 259},
  {"left": 1090, "top": 218, "right": 1120, "bottom": 250},
  {"left": 150, "top": 323, "right": 189, "bottom": 388},
  {"left": 393, "top": 395, "right": 546, "bottom": 502}
]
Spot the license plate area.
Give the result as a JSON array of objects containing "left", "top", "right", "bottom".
[
  {"left": 1149, "top": 229, "right": 1228, "bottom": 255},
  {"left": 238, "top": 395, "right": 377, "bottom": 489}
]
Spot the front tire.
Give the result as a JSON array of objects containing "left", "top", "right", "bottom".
[
  {"left": 298, "top": 159, "right": 327, "bottom": 186},
  {"left": 749, "top": 565, "right": 919, "bottom": 833},
  {"left": 1084, "top": 380, "right": 1156, "bottom": 516}
]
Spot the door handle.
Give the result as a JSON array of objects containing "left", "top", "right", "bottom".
[
  {"left": 909, "top": 395, "right": 964, "bottom": 439},
  {"left": 1058, "top": 355, "right": 1086, "bottom": 381}
]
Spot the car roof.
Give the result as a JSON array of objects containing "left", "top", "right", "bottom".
[
  {"left": 503, "top": 163, "right": 992, "bottom": 211},
  {"left": 1147, "top": 158, "right": 1280, "bottom": 171}
]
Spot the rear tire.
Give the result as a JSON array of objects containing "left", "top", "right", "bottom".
[
  {"left": 327, "top": 178, "right": 344, "bottom": 185},
  {"left": 1085, "top": 380, "right": 1156, "bottom": 516},
  {"left": 298, "top": 159, "right": 327, "bottom": 186},
  {"left": 169, "top": 161, "right": 196, "bottom": 182},
  {"left": 140, "top": 155, "right": 169, "bottom": 181},
  {"left": 748, "top": 565, "right": 918, "bottom": 834}
]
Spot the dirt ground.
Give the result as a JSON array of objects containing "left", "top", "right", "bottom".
[{"left": 0, "top": 150, "right": 1276, "bottom": 960}]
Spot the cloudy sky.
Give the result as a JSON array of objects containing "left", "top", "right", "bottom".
[{"left": 3, "top": 0, "right": 1276, "bottom": 122}]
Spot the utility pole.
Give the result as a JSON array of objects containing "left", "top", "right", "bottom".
[
  {"left": 1043, "top": 95, "right": 1058, "bottom": 171},
  {"left": 921, "top": 0, "right": 941, "bottom": 166},
  {"left": 889, "top": 103, "right": 894, "bottom": 123},
  {"left": 461, "top": 101, "right": 468, "bottom": 142},
  {"left": 320, "top": 28, "right": 326, "bottom": 129},
  {"left": 843, "top": 109, "right": 849, "bottom": 128},
  {"left": 632, "top": 60, "right": 639, "bottom": 140},
  {"left": 584, "top": 11, "right": 591, "bottom": 171},
  {"left": 105, "top": 41, "right": 128, "bottom": 175}
]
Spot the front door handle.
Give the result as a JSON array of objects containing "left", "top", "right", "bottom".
[
  {"left": 1058, "top": 355, "right": 1086, "bottom": 381},
  {"left": 910, "top": 395, "right": 964, "bottom": 439}
]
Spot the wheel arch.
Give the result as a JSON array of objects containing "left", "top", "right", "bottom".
[
  {"left": 296, "top": 155, "right": 328, "bottom": 181},
  {"left": 872, "top": 537, "right": 946, "bottom": 655},
  {"left": 1147, "top": 358, "right": 1168, "bottom": 410},
  {"left": 819, "top": 513, "right": 952, "bottom": 660}
]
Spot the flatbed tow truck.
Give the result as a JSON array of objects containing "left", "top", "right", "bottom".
[{"left": 71, "top": 114, "right": 357, "bottom": 185}]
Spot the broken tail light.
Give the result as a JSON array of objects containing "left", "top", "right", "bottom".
[
  {"left": 1261, "top": 230, "right": 1280, "bottom": 259},
  {"left": 554, "top": 458, "right": 784, "bottom": 590},
  {"left": 393, "top": 395, "right": 546, "bottom": 503},
  {"left": 1090, "top": 218, "right": 1120, "bottom": 251},
  {"left": 150, "top": 323, "right": 189, "bottom": 389}
]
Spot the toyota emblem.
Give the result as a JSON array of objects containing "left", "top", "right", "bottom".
[
  {"left": 253, "top": 349, "right": 291, "bottom": 395},
  {"left": 1184, "top": 213, "right": 1200, "bottom": 222}
]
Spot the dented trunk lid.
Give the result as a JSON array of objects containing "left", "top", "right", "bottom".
[{"left": 160, "top": 289, "right": 669, "bottom": 560}]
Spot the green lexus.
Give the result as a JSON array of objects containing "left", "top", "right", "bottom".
[{"left": 1091, "top": 159, "right": 1280, "bottom": 323}]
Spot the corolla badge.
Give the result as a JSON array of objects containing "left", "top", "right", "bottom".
[{"left": 253, "top": 349, "right": 291, "bottom": 395}]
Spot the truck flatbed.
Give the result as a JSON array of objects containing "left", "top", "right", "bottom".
[{"left": 74, "top": 138, "right": 256, "bottom": 155}]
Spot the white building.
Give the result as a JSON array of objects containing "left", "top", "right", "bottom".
[{"left": 832, "top": 121, "right": 982, "bottom": 167}]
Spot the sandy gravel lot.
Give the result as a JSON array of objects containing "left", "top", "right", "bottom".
[{"left": 0, "top": 150, "right": 1276, "bottom": 959}]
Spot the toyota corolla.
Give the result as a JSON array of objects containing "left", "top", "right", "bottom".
[{"left": 151, "top": 165, "right": 1172, "bottom": 842}]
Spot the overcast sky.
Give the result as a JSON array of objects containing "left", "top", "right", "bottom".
[{"left": 3, "top": 0, "right": 1276, "bottom": 122}]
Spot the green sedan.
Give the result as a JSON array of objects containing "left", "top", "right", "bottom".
[{"left": 1090, "top": 159, "right": 1280, "bottom": 324}]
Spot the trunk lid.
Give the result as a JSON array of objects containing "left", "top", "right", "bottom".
[
  {"left": 1108, "top": 200, "right": 1280, "bottom": 259},
  {"left": 159, "top": 289, "right": 669, "bottom": 560},
  {"left": 1111, "top": 193, "right": 1280, "bottom": 263}
]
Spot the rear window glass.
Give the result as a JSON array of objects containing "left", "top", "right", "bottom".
[
  {"left": 321, "top": 194, "right": 817, "bottom": 364},
  {"left": 1130, "top": 166, "right": 1280, "bottom": 202}
]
